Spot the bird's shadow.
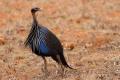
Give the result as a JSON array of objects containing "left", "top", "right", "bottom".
[{"left": 34, "top": 67, "right": 77, "bottom": 80}]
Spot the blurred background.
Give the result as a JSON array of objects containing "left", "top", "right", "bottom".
[{"left": 0, "top": 0, "right": 120, "bottom": 80}]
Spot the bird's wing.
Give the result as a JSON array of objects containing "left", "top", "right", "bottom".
[{"left": 46, "top": 31, "right": 63, "bottom": 50}]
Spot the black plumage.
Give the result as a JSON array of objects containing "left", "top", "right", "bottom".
[{"left": 25, "top": 7, "right": 73, "bottom": 75}]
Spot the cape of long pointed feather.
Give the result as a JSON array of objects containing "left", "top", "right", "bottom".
[{"left": 25, "top": 24, "right": 63, "bottom": 55}]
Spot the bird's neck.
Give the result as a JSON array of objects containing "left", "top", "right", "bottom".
[
  {"left": 32, "top": 13, "right": 41, "bottom": 29},
  {"left": 32, "top": 13, "right": 38, "bottom": 24}
]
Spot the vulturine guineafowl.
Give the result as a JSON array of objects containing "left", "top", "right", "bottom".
[{"left": 25, "top": 7, "right": 73, "bottom": 76}]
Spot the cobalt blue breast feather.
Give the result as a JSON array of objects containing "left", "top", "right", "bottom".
[
  {"left": 38, "top": 27, "right": 49, "bottom": 54},
  {"left": 39, "top": 39, "right": 49, "bottom": 54}
]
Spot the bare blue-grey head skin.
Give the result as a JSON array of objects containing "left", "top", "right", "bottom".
[
  {"left": 31, "top": 7, "right": 40, "bottom": 13},
  {"left": 25, "top": 7, "right": 74, "bottom": 77}
]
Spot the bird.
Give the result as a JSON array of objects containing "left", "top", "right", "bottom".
[{"left": 24, "top": 7, "right": 73, "bottom": 76}]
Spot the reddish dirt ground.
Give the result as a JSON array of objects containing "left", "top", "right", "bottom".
[{"left": 0, "top": 0, "right": 120, "bottom": 80}]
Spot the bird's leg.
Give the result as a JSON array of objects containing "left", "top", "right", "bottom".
[
  {"left": 56, "top": 55, "right": 65, "bottom": 77},
  {"left": 42, "top": 57, "right": 49, "bottom": 77}
]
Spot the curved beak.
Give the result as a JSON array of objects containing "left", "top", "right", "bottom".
[{"left": 38, "top": 8, "right": 42, "bottom": 11}]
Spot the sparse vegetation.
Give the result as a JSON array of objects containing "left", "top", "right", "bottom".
[{"left": 0, "top": 0, "right": 120, "bottom": 80}]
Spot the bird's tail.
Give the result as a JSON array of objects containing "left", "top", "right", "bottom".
[{"left": 59, "top": 54, "right": 74, "bottom": 69}]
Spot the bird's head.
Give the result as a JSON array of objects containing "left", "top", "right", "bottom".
[{"left": 31, "top": 7, "right": 41, "bottom": 14}]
